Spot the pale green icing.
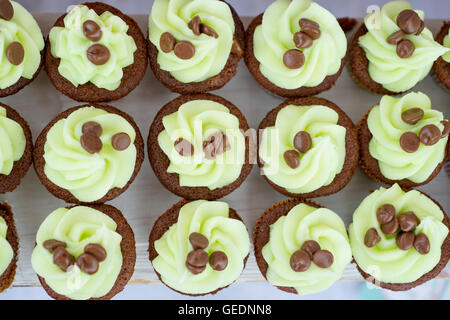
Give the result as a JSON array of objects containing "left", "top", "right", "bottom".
[
  {"left": 259, "top": 105, "right": 346, "bottom": 194},
  {"left": 149, "top": 0, "right": 235, "bottom": 83},
  {"left": 359, "top": 1, "right": 449, "bottom": 92},
  {"left": 31, "top": 206, "right": 122, "bottom": 300},
  {"left": 0, "top": 1, "right": 44, "bottom": 89},
  {"left": 0, "top": 107, "right": 26, "bottom": 175},
  {"left": 263, "top": 203, "right": 351, "bottom": 295},
  {"left": 368, "top": 92, "right": 448, "bottom": 183},
  {"left": 158, "top": 100, "right": 245, "bottom": 190},
  {"left": 253, "top": 0, "right": 347, "bottom": 89},
  {"left": 43, "top": 106, "right": 137, "bottom": 202},
  {"left": 443, "top": 30, "right": 450, "bottom": 63},
  {"left": 49, "top": 5, "right": 137, "bottom": 90},
  {"left": 349, "top": 184, "right": 448, "bottom": 284},
  {"left": 0, "top": 216, "right": 13, "bottom": 277},
  {"left": 152, "top": 200, "right": 250, "bottom": 295}
]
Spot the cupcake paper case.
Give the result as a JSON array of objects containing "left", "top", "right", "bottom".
[
  {"left": 432, "top": 21, "right": 450, "bottom": 90},
  {"left": 0, "top": 202, "right": 18, "bottom": 293}
]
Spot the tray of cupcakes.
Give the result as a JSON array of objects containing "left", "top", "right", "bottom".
[{"left": 0, "top": 0, "right": 447, "bottom": 300}]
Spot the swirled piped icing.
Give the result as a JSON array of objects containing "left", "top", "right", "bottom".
[
  {"left": 49, "top": 5, "right": 137, "bottom": 90},
  {"left": 349, "top": 184, "right": 449, "bottom": 284},
  {"left": 367, "top": 92, "right": 448, "bottom": 183},
  {"left": 253, "top": 0, "right": 347, "bottom": 89},
  {"left": 443, "top": 30, "right": 450, "bottom": 63},
  {"left": 31, "top": 206, "right": 123, "bottom": 300},
  {"left": 152, "top": 200, "right": 250, "bottom": 294},
  {"left": 149, "top": 0, "right": 235, "bottom": 83},
  {"left": 262, "top": 203, "right": 351, "bottom": 295},
  {"left": 0, "top": 216, "right": 13, "bottom": 276},
  {"left": 43, "top": 106, "right": 137, "bottom": 202},
  {"left": 0, "top": 1, "right": 44, "bottom": 89},
  {"left": 0, "top": 106, "right": 25, "bottom": 175},
  {"left": 259, "top": 105, "right": 346, "bottom": 194},
  {"left": 158, "top": 100, "right": 245, "bottom": 190},
  {"left": 359, "top": 1, "right": 449, "bottom": 92}
]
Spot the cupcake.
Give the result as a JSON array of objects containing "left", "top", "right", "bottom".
[
  {"left": 0, "top": 0, "right": 44, "bottom": 97},
  {"left": 148, "top": 94, "right": 252, "bottom": 200},
  {"left": 147, "top": 0, "right": 245, "bottom": 94},
  {"left": 0, "top": 102, "right": 33, "bottom": 193},
  {"left": 31, "top": 204, "right": 136, "bottom": 300},
  {"left": 432, "top": 21, "right": 450, "bottom": 90},
  {"left": 45, "top": 3, "right": 147, "bottom": 102},
  {"left": 358, "top": 92, "right": 449, "bottom": 188},
  {"left": 253, "top": 198, "right": 352, "bottom": 295},
  {"left": 348, "top": 1, "right": 449, "bottom": 95},
  {"left": 149, "top": 199, "right": 250, "bottom": 296},
  {"left": 244, "top": 0, "right": 347, "bottom": 98},
  {"left": 0, "top": 202, "right": 18, "bottom": 293},
  {"left": 33, "top": 104, "right": 144, "bottom": 204},
  {"left": 258, "top": 97, "right": 359, "bottom": 198},
  {"left": 349, "top": 184, "right": 450, "bottom": 291}
]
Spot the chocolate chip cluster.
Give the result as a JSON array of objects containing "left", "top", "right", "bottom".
[
  {"left": 185, "top": 232, "right": 228, "bottom": 274},
  {"left": 364, "top": 204, "right": 430, "bottom": 254},
  {"left": 174, "top": 131, "right": 230, "bottom": 159},
  {"left": 283, "top": 131, "right": 312, "bottom": 169},
  {"left": 43, "top": 239, "right": 107, "bottom": 274},
  {"left": 80, "top": 121, "right": 131, "bottom": 154},
  {"left": 290, "top": 240, "right": 334, "bottom": 272},
  {"left": 0, "top": 0, "right": 25, "bottom": 66},
  {"left": 82, "top": 20, "right": 110, "bottom": 65}
]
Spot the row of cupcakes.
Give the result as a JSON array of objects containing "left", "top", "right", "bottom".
[{"left": 0, "top": 0, "right": 448, "bottom": 103}]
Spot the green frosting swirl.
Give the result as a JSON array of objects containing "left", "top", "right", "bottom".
[
  {"left": 31, "top": 206, "right": 123, "bottom": 300},
  {"left": 158, "top": 100, "right": 245, "bottom": 190},
  {"left": 262, "top": 203, "right": 352, "bottom": 295},
  {"left": 152, "top": 200, "right": 250, "bottom": 295},
  {"left": 149, "top": 0, "right": 235, "bottom": 83},
  {"left": 368, "top": 92, "right": 448, "bottom": 183},
  {"left": 0, "top": 107, "right": 25, "bottom": 175},
  {"left": 0, "top": 1, "right": 44, "bottom": 89},
  {"left": 359, "top": 1, "right": 449, "bottom": 92},
  {"left": 443, "top": 30, "right": 450, "bottom": 63},
  {"left": 49, "top": 5, "right": 137, "bottom": 90},
  {"left": 43, "top": 106, "right": 137, "bottom": 202},
  {"left": 253, "top": 0, "right": 347, "bottom": 89},
  {"left": 0, "top": 216, "right": 13, "bottom": 276},
  {"left": 349, "top": 184, "right": 448, "bottom": 284},
  {"left": 259, "top": 105, "right": 346, "bottom": 194}
]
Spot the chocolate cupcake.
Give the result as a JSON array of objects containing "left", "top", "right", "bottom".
[
  {"left": 45, "top": 2, "right": 147, "bottom": 102},
  {"left": 258, "top": 97, "right": 359, "bottom": 198},
  {"left": 432, "top": 21, "right": 450, "bottom": 90},
  {"left": 0, "top": 202, "right": 18, "bottom": 293},
  {"left": 148, "top": 94, "right": 252, "bottom": 200},
  {"left": 349, "top": 184, "right": 450, "bottom": 291},
  {"left": 348, "top": 1, "right": 449, "bottom": 95},
  {"left": 31, "top": 204, "right": 136, "bottom": 300},
  {"left": 358, "top": 92, "right": 449, "bottom": 188},
  {"left": 0, "top": 0, "right": 44, "bottom": 97},
  {"left": 254, "top": 198, "right": 352, "bottom": 295},
  {"left": 149, "top": 199, "right": 250, "bottom": 296},
  {"left": 33, "top": 104, "right": 144, "bottom": 204},
  {"left": 0, "top": 102, "right": 33, "bottom": 193},
  {"left": 147, "top": 0, "right": 245, "bottom": 94},
  {"left": 244, "top": 0, "right": 347, "bottom": 98}
]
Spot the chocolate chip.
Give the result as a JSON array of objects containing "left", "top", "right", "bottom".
[
  {"left": 396, "top": 39, "right": 415, "bottom": 58},
  {"left": 174, "top": 138, "right": 194, "bottom": 156},
  {"left": 386, "top": 30, "right": 405, "bottom": 45},
  {"left": 396, "top": 9, "right": 422, "bottom": 34},
  {"left": 293, "top": 31, "right": 313, "bottom": 49},
  {"left": 299, "top": 18, "right": 320, "bottom": 29},
  {"left": 0, "top": 0, "right": 13, "bottom": 21},
  {"left": 376, "top": 204, "right": 396, "bottom": 224},
  {"left": 283, "top": 49, "right": 305, "bottom": 69},
  {"left": 400, "top": 132, "right": 420, "bottom": 153},
  {"left": 290, "top": 250, "right": 311, "bottom": 272},
  {"left": 413, "top": 233, "right": 430, "bottom": 254},
  {"left": 43, "top": 239, "right": 66, "bottom": 252},
  {"left": 284, "top": 150, "right": 300, "bottom": 169},
  {"left": 381, "top": 216, "right": 399, "bottom": 235},
  {"left": 415, "top": 20, "right": 425, "bottom": 35},
  {"left": 398, "top": 212, "right": 419, "bottom": 232},
  {"left": 200, "top": 24, "right": 218, "bottom": 38},
  {"left": 203, "top": 132, "right": 230, "bottom": 160},
  {"left": 396, "top": 231, "right": 415, "bottom": 250},
  {"left": 231, "top": 38, "right": 243, "bottom": 56},
  {"left": 83, "top": 20, "right": 102, "bottom": 41},
  {"left": 364, "top": 228, "right": 381, "bottom": 248},
  {"left": 80, "top": 132, "right": 103, "bottom": 154},
  {"left": 112, "top": 132, "right": 131, "bottom": 151},
  {"left": 189, "top": 232, "right": 209, "bottom": 250},
  {"left": 84, "top": 243, "right": 107, "bottom": 262},
  {"left": 87, "top": 44, "right": 110, "bottom": 65},
  {"left": 293, "top": 131, "right": 312, "bottom": 153},
  {"left": 76, "top": 253, "right": 99, "bottom": 275},
  {"left": 6, "top": 42, "right": 24, "bottom": 65},
  {"left": 160, "top": 32, "right": 175, "bottom": 53},
  {"left": 301, "top": 240, "right": 320, "bottom": 258},
  {"left": 174, "top": 40, "right": 195, "bottom": 60},
  {"left": 419, "top": 124, "right": 441, "bottom": 146},
  {"left": 186, "top": 249, "right": 208, "bottom": 274},
  {"left": 442, "top": 121, "right": 450, "bottom": 138},
  {"left": 209, "top": 251, "right": 228, "bottom": 271},
  {"left": 82, "top": 121, "right": 102, "bottom": 137},
  {"left": 312, "top": 250, "right": 334, "bottom": 268},
  {"left": 299, "top": 18, "right": 321, "bottom": 40},
  {"left": 53, "top": 247, "right": 75, "bottom": 272},
  {"left": 401, "top": 108, "right": 424, "bottom": 124},
  {"left": 188, "top": 15, "right": 201, "bottom": 35}
]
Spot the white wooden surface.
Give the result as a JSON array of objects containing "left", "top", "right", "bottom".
[{"left": 1, "top": 14, "right": 448, "bottom": 287}]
